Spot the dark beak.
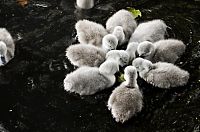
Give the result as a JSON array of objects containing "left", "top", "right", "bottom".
[
  {"left": 135, "top": 51, "right": 139, "bottom": 57},
  {"left": 139, "top": 54, "right": 146, "bottom": 58},
  {"left": 1, "top": 56, "right": 6, "bottom": 64},
  {"left": 107, "top": 48, "right": 111, "bottom": 51},
  {"left": 108, "top": 47, "right": 114, "bottom": 51}
]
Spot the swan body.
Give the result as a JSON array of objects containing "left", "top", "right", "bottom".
[
  {"left": 108, "top": 66, "right": 143, "bottom": 123},
  {"left": 106, "top": 9, "right": 137, "bottom": 44},
  {"left": 66, "top": 44, "right": 106, "bottom": 67},
  {"left": 132, "top": 58, "right": 190, "bottom": 88},
  {"left": 129, "top": 19, "right": 167, "bottom": 43},
  {"left": 137, "top": 39, "right": 186, "bottom": 63},
  {"left": 66, "top": 44, "right": 129, "bottom": 67},
  {"left": 0, "top": 28, "right": 15, "bottom": 66},
  {"left": 64, "top": 60, "right": 119, "bottom": 95},
  {"left": 75, "top": 19, "right": 108, "bottom": 47}
]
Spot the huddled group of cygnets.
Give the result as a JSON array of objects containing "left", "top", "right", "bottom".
[
  {"left": 64, "top": 9, "right": 190, "bottom": 123},
  {"left": 0, "top": 6, "right": 189, "bottom": 124}
]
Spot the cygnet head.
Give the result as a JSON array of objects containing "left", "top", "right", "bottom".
[
  {"left": 106, "top": 50, "right": 129, "bottom": 67},
  {"left": 102, "top": 34, "right": 118, "bottom": 52},
  {"left": 137, "top": 41, "right": 155, "bottom": 58},
  {"left": 99, "top": 60, "right": 119, "bottom": 75},
  {"left": 118, "top": 50, "right": 129, "bottom": 67},
  {"left": 112, "top": 26, "right": 125, "bottom": 42},
  {"left": 76, "top": 0, "right": 94, "bottom": 9},
  {"left": 0, "top": 41, "right": 7, "bottom": 65},
  {"left": 142, "top": 59, "right": 153, "bottom": 72},
  {"left": 132, "top": 58, "right": 153, "bottom": 72},
  {"left": 132, "top": 57, "right": 145, "bottom": 72},
  {"left": 124, "top": 66, "right": 137, "bottom": 81}
]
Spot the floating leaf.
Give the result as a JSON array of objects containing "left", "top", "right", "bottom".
[
  {"left": 117, "top": 72, "right": 125, "bottom": 83},
  {"left": 127, "top": 7, "right": 142, "bottom": 18},
  {"left": 17, "top": 0, "right": 29, "bottom": 7}
]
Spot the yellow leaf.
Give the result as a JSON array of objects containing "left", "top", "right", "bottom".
[
  {"left": 117, "top": 73, "right": 125, "bottom": 83},
  {"left": 127, "top": 7, "right": 142, "bottom": 18}
]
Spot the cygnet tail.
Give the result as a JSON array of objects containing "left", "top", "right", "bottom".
[
  {"left": 180, "top": 71, "right": 190, "bottom": 86},
  {"left": 111, "top": 107, "right": 131, "bottom": 123},
  {"left": 63, "top": 77, "right": 74, "bottom": 92},
  {"left": 66, "top": 45, "right": 85, "bottom": 66},
  {"left": 66, "top": 46, "right": 80, "bottom": 60}
]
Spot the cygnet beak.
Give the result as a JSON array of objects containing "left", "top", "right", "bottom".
[
  {"left": 107, "top": 48, "right": 112, "bottom": 52},
  {"left": 1, "top": 55, "right": 6, "bottom": 64},
  {"left": 110, "top": 48, "right": 115, "bottom": 50},
  {"left": 117, "top": 66, "right": 120, "bottom": 72},
  {"left": 108, "top": 47, "right": 115, "bottom": 51},
  {"left": 139, "top": 53, "right": 146, "bottom": 58}
]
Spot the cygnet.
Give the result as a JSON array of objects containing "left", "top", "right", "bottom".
[
  {"left": 76, "top": 0, "right": 94, "bottom": 9},
  {"left": 66, "top": 44, "right": 106, "bottom": 67},
  {"left": 106, "top": 50, "right": 129, "bottom": 67},
  {"left": 0, "top": 28, "right": 15, "bottom": 66},
  {"left": 66, "top": 43, "right": 128, "bottom": 67},
  {"left": 112, "top": 26, "right": 125, "bottom": 46},
  {"left": 106, "top": 9, "right": 137, "bottom": 44},
  {"left": 64, "top": 60, "right": 119, "bottom": 95},
  {"left": 102, "top": 34, "right": 118, "bottom": 52},
  {"left": 75, "top": 19, "right": 108, "bottom": 47},
  {"left": 129, "top": 19, "right": 167, "bottom": 43},
  {"left": 132, "top": 58, "right": 190, "bottom": 88},
  {"left": 108, "top": 66, "right": 143, "bottom": 123},
  {"left": 137, "top": 39, "right": 186, "bottom": 63}
]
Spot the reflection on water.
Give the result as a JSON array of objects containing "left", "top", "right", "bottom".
[{"left": 0, "top": 0, "right": 200, "bottom": 131}]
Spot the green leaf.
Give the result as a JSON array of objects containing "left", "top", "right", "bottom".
[
  {"left": 127, "top": 7, "right": 142, "bottom": 18},
  {"left": 117, "top": 73, "right": 125, "bottom": 83}
]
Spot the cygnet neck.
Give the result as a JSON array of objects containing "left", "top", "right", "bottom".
[
  {"left": 124, "top": 73, "right": 138, "bottom": 88},
  {"left": 140, "top": 60, "right": 154, "bottom": 77},
  {"left": 126, "top": 42, "right": 139, "bottom": 61},
  {"left": 148, "top": 44, "right": 156, "bottom": 60},
  {"left": 101, "top": 45, "right": 110, "bottom": 53}
]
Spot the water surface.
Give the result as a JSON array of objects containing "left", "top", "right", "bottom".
[{"left": 0, "top": 0, "right": 200, "bottom": 131}]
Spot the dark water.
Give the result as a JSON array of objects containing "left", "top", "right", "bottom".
[{"left": 0, "top": 0, "right": 200, "bottom": 131}]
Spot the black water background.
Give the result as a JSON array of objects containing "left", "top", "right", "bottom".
[{"left": 0, "top": 0, "right": 200, "bottom": 131}]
